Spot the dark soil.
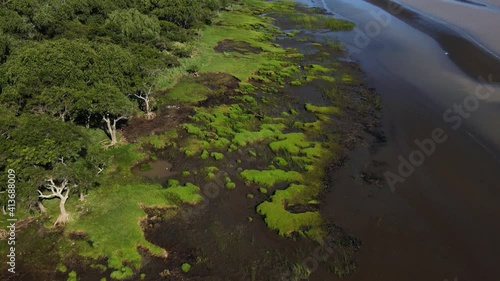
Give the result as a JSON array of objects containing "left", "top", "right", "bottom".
[{"left": 214, "top": 39, "right": 263, "bottom": 54}]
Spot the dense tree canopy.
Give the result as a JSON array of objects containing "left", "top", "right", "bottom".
[{"left": 0, "top": 0, "right": 237, "bottom": 218}]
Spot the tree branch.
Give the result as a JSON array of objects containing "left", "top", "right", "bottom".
[
  {"left": 133, "top": 94, "right": 147, "bottom": 102},
  {"left": 38, "top": 189, "right": 56, "bottom": 199}
]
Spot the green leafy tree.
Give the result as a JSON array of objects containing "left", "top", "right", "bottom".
[
  {"left": 1, "top": 39, "right": 141, "bottom": 145},
  {"left": 0, "top": 39, "right": 96, "bottom": 112},
  {"left": 105, "top": 8, "right": 161, "bottom": 42},
  {"left": 86, "top": 83, "right": 136, "bottom": 146},
  {"left": 3, "top": 115, "right": 97, "bottom": 223}
]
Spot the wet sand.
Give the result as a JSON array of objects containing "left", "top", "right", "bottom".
[
  {"left": 390, "top": 0, "right": 500, "bottom": 58},
  {"left": 296, "top": 0, "right": 500, "bottom": 280}
]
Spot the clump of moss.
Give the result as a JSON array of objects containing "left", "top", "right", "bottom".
[
  {"left": 305, "top": 103, "right": 341, "bottom": 115},
  {"left": 259, "top": 188, "right": 268, "bottom": 194},
  {"left": 274, "top": 157, "right": 289, "bottom": 167},
  {"left": 233, "top": 129, "right": 280, "bottom": 147},
  {"left": 302, "top": 143, "right": 329, "bottom": 159},
  {"left": 200, "top": 150, "right": 209, "bottom": 159},
  {"left": 308, "top": 64, "right": 331, "bottom": 74},
  {"left": 224, "top": 176, "right": 236, "bottom": 189},
  {"left": 240, "top": 169, "right": 303, "bottom": 187},
  {"left": 181, "top": 263, "right": 191, "bottom": 273},
  {"left": 211, "top": 152, "right": 224, "bottom": 160},
  {"left": 341, "top": 74, "right": 354, "bottom": 83},
  {"left": 67, "top": 271, "right": 78, "bottom": 281},
  {"left": 206, "top": 172, "right": 216, "bottom": 180},
  {"left": 237, "top": 95, "right": 257, "bottom": 105},
  {"left": 181, "top": 137, "right": 209, "bottom": 156},
  {"left": 205, "top": 166, "right": 219, "bottom": 173},
  {"left": 166, "top": 180, "right": 203, "bottom": 204},
  {"left": 319, "top": 76, "right": 336, "bottom": 83},
  {"left": 110, "top": 266, "right": 134, "bottom": 280},
  {"left": 210, "top": 137, "right": 231, "bottom": 148},
  {"left": 183, "top": 123, "right": 206, "bottom": 138},
  {"left": 269, "top": 133, "right": 311, "bottom": 155},
  {"left": 57, "top": 264, "right": 67, "bottom": 273},
  {"left": 256, "top": 184, "right": 324, "bottom": 238}
]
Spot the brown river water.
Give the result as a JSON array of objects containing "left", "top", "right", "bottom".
[{"left": 301, "top": 0, "right": 500, "bottom": 280}]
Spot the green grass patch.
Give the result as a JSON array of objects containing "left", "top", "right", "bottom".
[
  {"left": 67, "top": 182, "right": 170, "bottom": 274},
  {"left": 166, "top": 180, "right": 203, "bottom": 204},
  {"left": 162, "top": 77, "right": 211, "bottom": 104},
  {"left": 257, "top": 184, "right": 325, "bottom": 238},
  {"left": 233, "top": 129, "right": 281, "bottom": 147},
  {"left": 240, "top": 169, "right": 303, "bottom": 187},
  {"left": 288, "top": 13, "right": 355, "bottom": 31},
  {"left": 257, "top": 201, "right": 323, "bottom": 238},
  {"left": 210, "top": 152, "right": 224, "bottom": 160},
  {"left": 269, "top": 133, "right": 312, "bottom": 155},
  {"left": 274, "top": 157, "right": 289, "bottom": 167}
]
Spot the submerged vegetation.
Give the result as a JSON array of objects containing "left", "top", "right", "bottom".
[{"left": 0, "top": 0, "right": 376, "bottom": 280}]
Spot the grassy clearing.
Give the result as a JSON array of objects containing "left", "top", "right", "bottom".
[
  {"left": 155, "top": 1, "right": 299, "bottom": 101},
  {"left": 67, "top": 182, "right": 171, "bottom": 275},
  {"left": 62, "top": 144, "right": 180, "bottom": 279},
  {"left": 160, "top": 77, "right": 211, "bottom": 104}
]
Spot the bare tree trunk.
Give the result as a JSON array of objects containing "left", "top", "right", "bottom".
[
  {"left": 103, "top": 115, "right": 127, "bottom": 146},
  {"left": 56, "top": 197, "right": 69, "bottom": 226},
  {"left": 134, "top": 87, "right": 155, "bottom": 120},
  {"left": 38, "top": 178, "right": 71, "bottom": 226},
  {"left": 86, "top": 114, "right": 91, "bottom": 128},
  {"left": 103, "top": 116, "right": 117, "bottom": 146},
  {"left": 37, "top": 201, "right": 47, "bottom": 214}
]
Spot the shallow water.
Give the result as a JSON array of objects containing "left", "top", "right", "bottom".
[
  {"left": 296, "top": 0, "right": 500, "bottom": 280},
  {"left": 131, "top": 160, "right": 177, "bottom": 184}
]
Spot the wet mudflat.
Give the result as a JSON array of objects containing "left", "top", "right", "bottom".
[{"left": 300, "top": 0, "right": 500, "bottom": 280}]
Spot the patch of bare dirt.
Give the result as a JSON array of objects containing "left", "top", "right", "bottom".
[{"left": 214, "top": 39, "right": 263, "bottom": 54}]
